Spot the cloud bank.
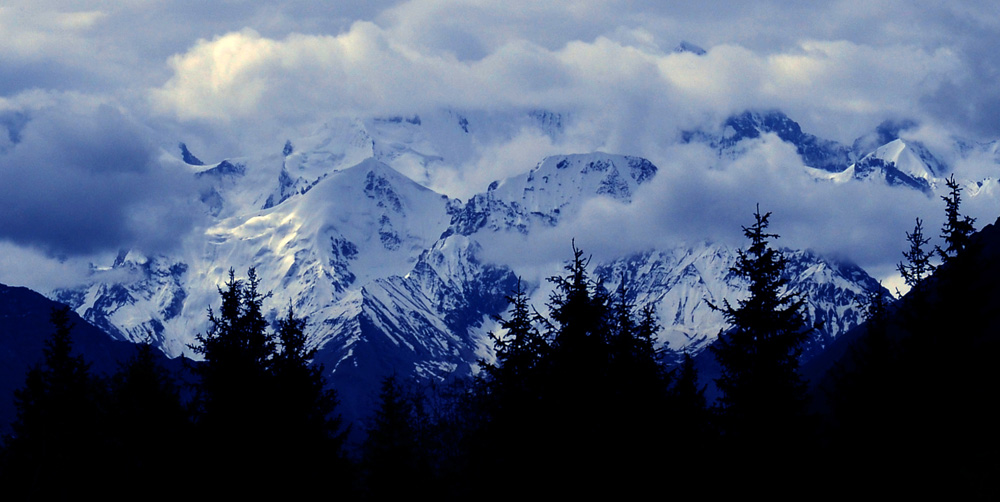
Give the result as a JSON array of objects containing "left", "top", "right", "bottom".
[
  {"left": 1, "top": 0, "right": 999, "bottom": 291},
  {"left": 0, "top": 97, "right": 199, "bottom": 256}
]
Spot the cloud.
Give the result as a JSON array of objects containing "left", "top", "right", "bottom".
[
  {"left": 479, "top": 137, "right": 942, "bottom": 283},
  {"left": 0, "top": 96, "right": 200, "bottom": 256},
  {"left": 3, "top": 0, "right": 1000, "bottom": 290},
  {"left": 148, "top": 12, "right": 966, "bottom": 156}
]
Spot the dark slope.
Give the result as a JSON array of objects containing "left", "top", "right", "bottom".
[
  {"left": 0, "top": 283, "right": 171, "bottom": 432},
  {"left": 808, "top": 215, "right": 1000, "bottom": 498}
]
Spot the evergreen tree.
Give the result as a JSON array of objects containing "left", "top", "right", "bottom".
[
  {"left": 709, "top": 206, "right": 810, "bottom": 441},
  {"left": 665, "top": 351, "right": 712, "bottom": 482},
  {"left": 607, "top": 280, "right": 663, "bottom": 386},
  {"left": 107, "top": 340, "right": 190, "bottom": 496},
  {"left": 545, "top": 241, "right": 610, "bottom": 377},
  {"left": 362, "top": 374, "right": 430, "bottom": 499},
  {"left": 471, "top": 279, "right": 552, "bottom": 497},
  {"left": 543, "top": 243, "right": 657, "bottom": 495},
  {"left": 897, "top": 217, "right": 934, "bottom": 289},
  {"left": 4, "top": 307, "right": 108, "bottom": 498},
  {"left": 481, "top": 278, "right": 549, "bottom": 399},
  {"left": 189, "top": 268, "right": 348, "bottom": 496},
  {"left": 270, "top": 301, "right": 350, "bottom": 491},
  {"left": 190, "top": 268, "right": 276, "bottom": 430},
  {"left": 272, "top": 301, "right": 344, "bottom": 445},
  {"left": 936, "top": 174, "right": 976, "bottom": 263},
  {"left": 668, "top": 352, "right": 708, "bottom": 424}
]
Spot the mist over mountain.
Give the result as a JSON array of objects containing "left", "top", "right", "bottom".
[
  {"left": 2, "top": 1, "right": 1000, "bottom": 452},
  {"left": 21, "top": 106, "right": 994, "bottom": 423}
]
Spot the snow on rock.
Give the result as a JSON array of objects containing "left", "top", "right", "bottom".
[{"left": 50, "top": 110, "right": 907, "bottom": 426}]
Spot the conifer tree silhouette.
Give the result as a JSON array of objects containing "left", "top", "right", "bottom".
[
  {"left": 271, "top": 301, "right": 349, "bottom": 492},
  {"left": 937, "top": 174, "right": 976, "bottom": 263},
  {"left": 481, "top": 278, "right": 549, "bottom": 400},
  {"left": 108, "top": 340, "right": 190, "bottom": 495},
  {"left": 189, "top": 268, "right": 347, "bottom": 496},
  {"left": 897, "top": 217, "right": 934, "bottom": 289},
  {"left": 473, "top": 278, "right": 551, "bottom": 496},
  {"left": 5, "top": 307, "right": 108, "bottom": 498},
  {"left": 709, "top": 206, "right": 809, "bottom": 442},
  {"left": 362, "top": 373, "right": 430, "bottom": 499}
]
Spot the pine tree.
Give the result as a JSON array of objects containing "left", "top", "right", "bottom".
[
  {"left": 481, "top": 278, "right": 549, "bottom": 399},
  {"left": 271, "top": 301, "right": 349, "bottom": 491},
  {"left": 665, "top": 351, "right": 712, "bottom": 479},
  {"left": 709, "top": 206, "right": 809, "bottom": 440},
  {"left": 936, "top": 174, "right": 976, "bottom": 263},
  {"left": 546, "top": 241, "right": 609, "bottom": 374},
  {"left": 362, "top": 374, "right": 430, "bottom": 499},
  {"left": 607, "top": 280, "right": 663, "bottom": 385},
  {"left": 897, "top": 217, "right": 934, "bottom": 289},
  {"left": 272, "top": 301, "right": 344, "bottom": 444},
  {"left": 4, "top": 307, "right": 108, "bottom": 498},
  {"left": 473, "top": 279, "right": 552, "bottom": 497},
  {"left": 190, "top": 268, "right": 276, "bottom": 430},
  {"left": 669, "top": 351, "right": 709, "bottom": 424},
  {"left": 107, "top": 341, "right": 190, "bottom": 496},
  {"left": 189, "top": 268, "right": 349, "bottom": 495}
]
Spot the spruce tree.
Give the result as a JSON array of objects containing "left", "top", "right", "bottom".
[
  {"left": 272, "top": 301, "right": 344, "bottom": 445},
  {"left": 473, "top": 279, "right": 551, "bottom": 497},
  {"left": 937, "top": 174, "right": 976, "bottom": 263},
  {"left": 107, "top": 341, "right": 190, "bottom": 496},
  {"left": 709, "top": 206, "right": 809, "bottom": 441},
  {"left": 668, "top": 352, "right": 709, "bottom": 429},
  {"left": 481, "top": 278, "right": 548, "bottom": 399},
  {"left": 271, "top": 301, "right": 349, "bottom": 491},
  {"left": 4, "top": 307, "right": 108, "bottom": 498},
  {"left": 897, "top": 217, "right": 934, "bottom": 289},
  {"left": 607, "top": 280, "right": 663, "bottom": 387},
  {"left": 189, "top": 268, "right": 349, "bottom": 496},
  {"left": 190, "top": 268, "right": 276, "bottom": 431},
  {"left": 545, "top": 241, "right": 609, "bottom": 378},
  {"left": 665, "top": 351, "right": 712, "bottom": 484},
  {"left": 362, "top": 374, "right": 430, "bottom": 499}
]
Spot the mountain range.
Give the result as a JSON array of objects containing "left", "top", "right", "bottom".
[{"left": 6, "top": 107, "right": 997, "bottom": 423}]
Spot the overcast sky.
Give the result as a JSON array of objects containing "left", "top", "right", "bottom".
[{"left": 1, "top": 1, "right": 998, "bottom": 290}]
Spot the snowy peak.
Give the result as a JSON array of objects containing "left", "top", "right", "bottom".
[
  {"left": 689, "top": 110, "right": 966, "bottom": 194},
  {"left": 501, "top": 153, "right": 656, "bottom": 205},
  {"left": 262, "top": 109, "right": 569, "bottom": 209},
  {"left": 178, "top": 142, "right": 204, "bottom": 166},
  {"left": 451, "top": 153, "right": 657, "bottom": 235},
  {"left": 851, "top": 118, "right": 918, "bottom": 158},
  {"left": 592, "top": 244, "right": 887, "bottom": 357},
  {"left": 684, "top": 110, "right": 852, "bottom": 172},
  {"left": 838, "top": 138, "right": 943, "bottom": 193},
  {"left": 265, "top": 118, "right": 375, "bottom": 209},
  {"left": 208, "top": 158, "right": 455, "bottom": 299}
]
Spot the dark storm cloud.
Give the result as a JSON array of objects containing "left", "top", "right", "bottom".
[{"left": 0, "top": 103, "right": 198, "bottom": 256}]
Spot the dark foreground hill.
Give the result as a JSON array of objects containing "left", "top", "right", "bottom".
[
  {"left": 0, "top": 283, "right": 182, "bottom": 433},
  {"left": 808, "top": 215, "right": 1000, "bottom": 498}
]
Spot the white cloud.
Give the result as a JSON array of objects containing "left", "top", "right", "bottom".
[{"left": 3, "top": 0, "right": 1000, "bottom": 291}]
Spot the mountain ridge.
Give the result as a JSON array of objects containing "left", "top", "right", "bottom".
[{"left": 42, "top": 107, "right": 992, "bottom": 425}]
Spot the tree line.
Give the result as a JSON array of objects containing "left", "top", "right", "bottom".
[{"left": 1, "top": 173, "right": 995, "bottom": 499}]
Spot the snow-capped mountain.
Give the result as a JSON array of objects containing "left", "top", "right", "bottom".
[
  {"left": 51, "top": 110, "right": 912, "bottom": 422},
  {"left": 820, "top": 138, "right": 943, "bottom": 192},
  {"left": 686, "top": 110, "right": 1000, "bottom": 198},
  {"left": 683, "top": 110, "right": 853, "bottom": 172}
]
